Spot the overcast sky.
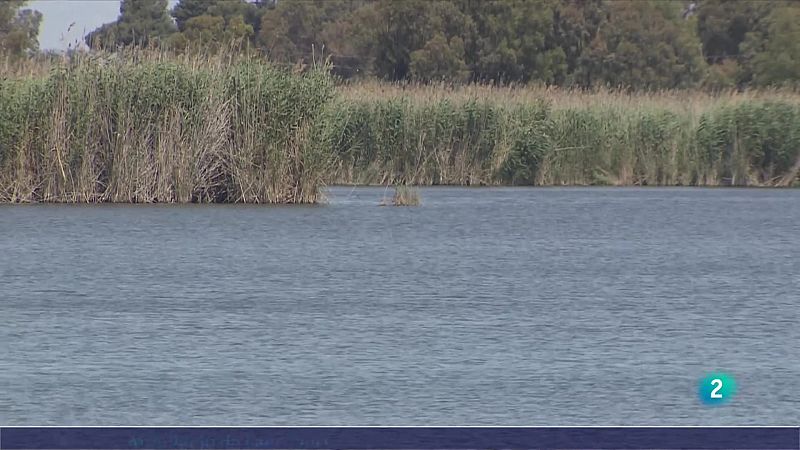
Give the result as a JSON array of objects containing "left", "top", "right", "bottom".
[{"left": 28, "top": 0, "right": 179, "bottom": 51}]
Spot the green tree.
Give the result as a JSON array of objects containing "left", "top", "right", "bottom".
[
  {"left": 86, "top": 0, "right": 175, "bottom": 49},
  {"left": 318, "top": 3, "right": 380, "bottom": 77},
  {"left": 366, "top": 0, "right": 473, "bottom": 81},
  {"left": 258, "top": 0, "right": 367, "bottom": 69},
  {"left": 169, "top": 14, "right": 253, "bottom": 51},
  {"left": 122, "top": 0, "right": 800, "bottom": 89},
  {"left": 551, "top": 0, "right": 605, "bottom": 85},
  {"left": 460, "top": 0, "right": 566, "bottom": 83},
  {"left": 169, "top": 0, "right": 258, "bottom": 51},
  {"left": 204, "top": 0, "right": 264, "bottom": 38},
  {"left": 696, "top": 0, "right": 771, "bottom": 64},
  {"left": 370, "top": 0, "right": 430, "bottom": 80},
  {"left": 258, "top": 0, "right": 322, "bottom": 63},
  {"left": 172, "top": 0, "right": 217, "bottom": 31},
  {"left": 410, "top": 34, "right": 469, "bottom": 81},
  {"left": 744, "top": 5, "right": 800, "bottom": 86},
  {"left": 695, "top": 0, "right": 778, "bottom": 87},
  {"left": 414, "top": 0, "right": 473, "bottom": 81},
  {"left": 576, "top": 0, "right": 705, "bottom": 89},
  {"left": 0, "top": 0, "right": 42, "bottom": 56}
]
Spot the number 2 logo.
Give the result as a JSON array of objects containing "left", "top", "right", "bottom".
[
  {"left": 710, "top": 379, "right": 723, "bottom": 398},
  {"left": 699, "top": 373, "right": 735, "bottom": 405}
]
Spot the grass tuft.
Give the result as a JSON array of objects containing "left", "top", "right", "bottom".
[{"left": 392, "top": 185, "right": 421, "bottom": 206}]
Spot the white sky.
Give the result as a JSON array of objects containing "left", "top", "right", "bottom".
[{"left": 28, "top": 0, "right": 179, "bottom": 51}]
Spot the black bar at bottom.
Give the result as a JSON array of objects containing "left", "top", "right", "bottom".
[{"left": 1, "top": 427, "right": 797, "bottom": 450}]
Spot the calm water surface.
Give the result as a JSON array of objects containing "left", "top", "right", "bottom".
[{"left": 1, "top": 187, "right": 798, "bottom": 425}]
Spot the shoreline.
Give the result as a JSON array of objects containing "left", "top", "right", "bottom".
[{"left": 1, "top": 183, "right": 797, "bottom": 206}]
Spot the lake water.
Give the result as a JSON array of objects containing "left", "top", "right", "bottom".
[{"left": 1, "top": 187, "right": 798, "bottom": 425}]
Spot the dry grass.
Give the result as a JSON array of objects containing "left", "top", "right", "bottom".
[
  {"left": 340, "top": 80, "right": 800, "bottom": 114},
  {"left": 391, "top": 185, "right": 421, "bottom": 206},
  {"left": 328, "top": 81, "right": 800, "bottom": 187},
  {"left": 0, "top": 49, "right": 336, "bottom": 203},
  {"left": 1, "top": 52, "right": 798, "bottom": 204}
]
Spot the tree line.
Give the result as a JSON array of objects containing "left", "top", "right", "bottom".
[{"left": 2, "top": 0, "right": 799, "bottom": 89}]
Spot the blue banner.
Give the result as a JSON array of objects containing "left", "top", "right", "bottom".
[{"left": 1, "top": 427, "right": 797, "bottom": 450}]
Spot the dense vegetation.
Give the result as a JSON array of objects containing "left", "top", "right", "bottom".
[
  {"left": 0, "top": 54, "right": 335, "bottom": 203},
  {"left": 68, "top": 0, "right": 800, "bottom": 90},
  {"left": 328, "top": 84, "right": 800, "bottom": 187},
  {"left": 0, "top": 54, "right": 798, "bottom": 203},
  {"left": 0, "top": 1, "right": 798, "bottom": 203}
]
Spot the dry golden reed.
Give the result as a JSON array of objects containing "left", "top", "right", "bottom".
[
  {"left": 0, "top": 50, "right": 335, "bottom": 203},
  {"left": 1, "top": 52, "right": 798, "bottom": 204},
  {"left": 328, "top": 82, "right": 800, "bottom": 187}
]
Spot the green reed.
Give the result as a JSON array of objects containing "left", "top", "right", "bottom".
[
  {"left": 329, "top": 84, "right": 800, "bottom": 187},
  {"left": 1, "top": 55, "right": 798, "bottom": 204},
  {"left": 0, "top": 51, "right": 334, "bottom": 203}
]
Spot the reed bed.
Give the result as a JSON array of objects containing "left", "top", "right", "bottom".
[
  {"left": 1, "top": 54, "right": 799, "bottom": 204},
  {"left": 330, "top": 83, "right": 800, "bottom": 187},
  {"left": 0, "top": 51, "right": 335, "bottom": 203}
]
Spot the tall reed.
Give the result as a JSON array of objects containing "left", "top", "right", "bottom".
[
  {"left": 329, "top": 83, "right": 800, "bottom": 187},
  {"left": 1, "top": 55, "right": 798, "bottom": 205},
  {"left": 0, "top": 51, "right": 335, "bottom": 203}
]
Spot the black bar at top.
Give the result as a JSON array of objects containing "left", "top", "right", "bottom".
[{"left": 1, "top": 427, "right": 798, "bottom": 450}]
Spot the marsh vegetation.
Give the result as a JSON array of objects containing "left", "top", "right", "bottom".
[
  {"left": 329, "top": 83, "right": 800, "bottom": 188},
  {"left": 0, "top": 53, "right": 798, "bottom": 203},
  {"left": 0, "top": 53, "right": 334, "bottom": 203}
]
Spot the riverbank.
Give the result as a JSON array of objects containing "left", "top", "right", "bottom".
[
  {"left": 330, "top": 82, "right": 800, "bottom": 187},
  {"left": 1, "top": 54, "right": 798, "bottom": 203}
]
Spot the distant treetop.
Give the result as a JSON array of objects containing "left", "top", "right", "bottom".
[{"left": 21, "top": 0, "right": 800, "bottom": 89}]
